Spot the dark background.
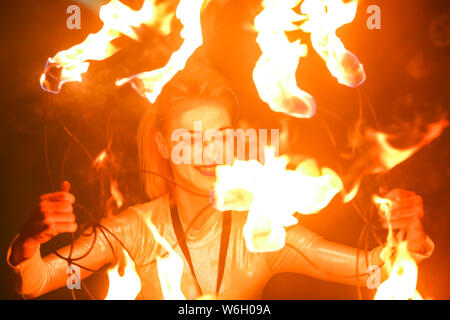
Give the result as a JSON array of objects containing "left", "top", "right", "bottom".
[{"left": 0, "top": 0, "right": 449, "bottom": 299}]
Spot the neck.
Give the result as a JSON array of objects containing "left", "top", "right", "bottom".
[{"left": 173, "top": 185, "right": 214, "bottom": 231}]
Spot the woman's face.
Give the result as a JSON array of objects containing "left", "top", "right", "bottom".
[{"left": 161, "top": 101, "right": 232, "bottom": 194}]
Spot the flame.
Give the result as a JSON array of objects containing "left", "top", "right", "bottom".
[
  {"left": 105, "top": 249, "right": 142, "bottom": 300},
  {"left": 214, "top": 146, "right": 343, "bottom": 252},
  {"left": 110, "top": 180, "right": 124, "bottom": 209},
  {"left": 105, "top": 210, "right": 208, "bottom": 300},
  {"left": 252, "top": 0, "right": 316, "bottom": 118},
  {"left": 252, "top": 0, "right": 365, "bottom": 119},
  {"left": 343, "top": 119, "right": 448, "bottom": 203},
  {"left": 40, "top": 0, "right": 174, "bottom": 93},
  {"left": 93, "top": 149, "right": 124, "bottom": 210},
  {"left": 138, "top": 212, "right": 218, "bottom": 299},
  {"left": 116, "top": 0, "right": 210, "bottom": 103},
  {"left": 138, "top": 213, "right": 186, "bottom": 300},
  {"left": 93, "top": 150, "right": 107, "bottom": 168},
  {"left": 372, "top": 196, "right": 423, "bottom": 300},
  {"left": 300, "top": 0, "right": 365, "bottom": 87},
  {"left": 370, "top": 119, "right": 448, "bottom": 171}
]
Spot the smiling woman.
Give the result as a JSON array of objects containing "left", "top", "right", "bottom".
[
  {"left": 6, "top": 59, "right": 435, "bottom": 300},
  {"left": 138, "top": 61, "right": 239, "bottom": 200}
]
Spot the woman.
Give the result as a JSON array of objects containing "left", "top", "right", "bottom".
[{"left": 7, "top": 63, "right": 434, "bottom": 300}]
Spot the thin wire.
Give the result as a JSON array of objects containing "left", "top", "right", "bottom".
[
  {"left": 52, "top": 103, "right": 94, "bottom": 164},
  {"left": 43, "top": 99, "right": 55, "bottom": 191},
  {"left": 81, "top": 281, "right": 96, "bottom": 300},
  {"left": 136, "top": 202, "right": 213, "bottom": 268}
]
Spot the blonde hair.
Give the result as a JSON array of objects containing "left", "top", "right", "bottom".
[{"left": 138, "top": 62, "right": 238, "bottom": 200}]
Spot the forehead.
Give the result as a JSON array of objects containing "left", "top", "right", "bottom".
[{"left": 170, "top": 102, "right": 232, "bottom": 132}]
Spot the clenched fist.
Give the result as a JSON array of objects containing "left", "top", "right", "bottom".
[
  {"left": 10, "top": 181, "right": 77, "bottom": 266},
  {"left": 376, "top": 188, "right": 428, "bottom": 254}
]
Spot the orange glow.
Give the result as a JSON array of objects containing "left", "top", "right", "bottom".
[
  {"left": 300, "top": 0, "right": 365, "bottom": 87},
  {"left": 372, "top": 196, "right": 423, "bottom": 300},
  {"left": 105, "top": 249, "right": 142, "bottom": 300},
  {"left": 93, "top": 150, "right": 124, "bottom": 210},
  {"left": 252, "top": 0, "right": 315, "bottom": 118},
  {"left": 370, "top": 119, "right": 449, "bottom": 171},
  {"left": 40, "top": 0, "right": 173, "bottom": 93},
  {"left": 252, "top": 0, "right": 365, "bottom": 119},
  {"left": 214, "top": 146, "right": 343, "bottom": 252},
  {"left": 93, "top": 150, "right": 107, "bottom": 169},
  {"left": 343, "top": 119, "right": 448, "bottom": 203},
  {"left": 116, "top": 0, "right": 210, "bottom": 103},
  {"left": 110, "top": 180, "right": 124, "bottom": 209}
]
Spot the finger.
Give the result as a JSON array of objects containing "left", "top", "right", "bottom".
[
  {"left": 385, "top": 188, "right": 416, "bottom": 201},
  {"left": 43, "top": 211, "right": 76, "bottom": 223},
  {"left": 381, "top": 216, "right": 422, "bottom": 230},
  {"left": 390, "top": 196, "right": 423, "bottom": 211},
  {"left": 61, "top": 181, "right": 71, "bottom": 193},
  {"left": 54, "top": 222, "right": 78, "bottom": 234},
  {"left": 41, "top": 192, "right": 75, "bottom": 204},
  {"left": 378, "top": 186, "right": 388, "bottom": 196},
  {"left": 379, "top": 206, "right": 424, "bottom": 221},
  {"left": 44, "top": 222, "right": 78, "bottom": 237},
  {"left": 40, "top": 200, "right": 73, "bottom": 213}
]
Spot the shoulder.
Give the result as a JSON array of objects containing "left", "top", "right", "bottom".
[{"left": 127, "top": 194, "right": 171, "bottom": 225}]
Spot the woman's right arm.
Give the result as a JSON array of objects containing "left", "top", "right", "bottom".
[{"left": 6, "top": 182, "right": 143, "bottom": 299}]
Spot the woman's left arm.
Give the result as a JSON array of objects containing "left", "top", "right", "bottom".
[{"left": 264, "top": 188, "right": 435, "bottom": 287}]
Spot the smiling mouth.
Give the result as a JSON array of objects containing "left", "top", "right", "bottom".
[{"left": 194, "top": 165, "right": 217, "bottom": 177}]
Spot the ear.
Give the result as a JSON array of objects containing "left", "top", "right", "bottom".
[{"left": 155, "top": 131, "right": 169, "bottom": 159}]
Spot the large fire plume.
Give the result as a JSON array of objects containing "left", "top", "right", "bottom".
[
  {"left": 252, "top": 0, "right": 365, "bottom": 119},
  {"left": 213, "top": 146, "right": 343, "bottom": 252},
  {"left": 116, "top": 0, "right": 210, "bottom": 103},
  {"left": 40, "top": 0, "right": 174, "bottom": 93},
  {"left": 300, "top": 0, "right": 365, "bottom": 87}
]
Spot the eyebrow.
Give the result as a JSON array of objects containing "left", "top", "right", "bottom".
[{"left": 186, "top": 126, "right": 232, "bottom": 134}]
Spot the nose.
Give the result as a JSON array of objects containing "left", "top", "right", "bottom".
[{"left": 203, "top": 140, "right": 222, "bottom": 165}]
